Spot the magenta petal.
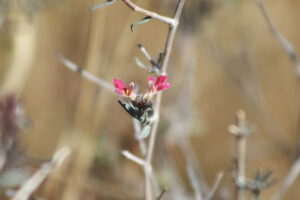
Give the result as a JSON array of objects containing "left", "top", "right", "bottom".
[
  {"left": 115, "top": 88, "right": 124, "bottom": 95},
  {"left": 157, "top": 83, "right": 170, "bottom": 91},
  {"left": 148, "top": 77, "right": 155, "bottom": 82},
  {"left": 155, "top": 75, "right": 167, "bottom": 85},
  {"left": 113, "top": 79, "right": 126, "bottom": 89}
]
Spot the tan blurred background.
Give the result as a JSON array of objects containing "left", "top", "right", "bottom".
[{"left": 1, "top": 0, "right": 300, "bottom": 199}]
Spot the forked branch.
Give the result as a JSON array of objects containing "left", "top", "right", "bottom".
[
  {"left": 13, "top": 147, "right": 71, "bottom": 200},
  {"left": 56, "top": 51, "right": 114, "bottom": 93},
  {"left": 253, "top": 0, "right": 300, "bottom": 77}
]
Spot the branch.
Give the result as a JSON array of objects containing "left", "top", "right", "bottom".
[
  {"left": 83, "top": 0, "right": 185, "bottom": 199},
  {"left": 254, "top": 2, "right": 300, "bottom": 198},
  {"left": 271, "top": 157, "right": 300, "bottom": 200},
  {"left": 136, "top": 44, "right": 160, "bottom": 74},
  {"left": 204, "top": 172, "right": 224, "bottom": 200},
  {"left": 253, "top": 0, "right": 300, "bottom": 77},
  {"left": 187, "top": 165, "right": 204, "bottom": 200},
  {"left": 144, "top": 1, "right": 186, "bottom": 200},
  {"left": 178, "top": 134, "right": 206, "bottom": 200},
  {"left": 157, "top": 187, "right": 167, "bottom": 200},
  {"left": 121, "top": 150, "right": 145, "bottom": 166},
  {"left": 56, "top": 51, "right": 115, "bottom": 93},
  {"left": 12, "top": 146, "right": 71, "bottom": 200},
  {"left": 229, "top": 110, "right": 252, "bottom": 200},
  {"left": 121, "top": 0, "right": 177, "bottom": 27}
]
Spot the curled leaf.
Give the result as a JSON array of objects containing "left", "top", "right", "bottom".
[
  {"left": 89, "top": 0, "right": 117, "bottom": 11},
  {"left": 131, "top": 16, "right": 152, "bottom": 32}
]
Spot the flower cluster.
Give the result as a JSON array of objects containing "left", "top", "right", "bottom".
[
  {"left": 113, "top": 75, "right": 170, "bottom": 126},
  {"left": 113, "top": 75, "right": 170, "bottom": 102}
]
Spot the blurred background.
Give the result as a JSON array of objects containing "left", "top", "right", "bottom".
[{"left": 0, "top": 0, "right": 300, "bottom": 199}]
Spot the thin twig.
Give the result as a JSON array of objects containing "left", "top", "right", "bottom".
[
  {"left": 56, "top": 51, "right": 115, "bottom": 92},
  {"left": 144, "top": 1, "right": 186, "bottom": 200},
  {"left": 253, "top": 0, "right": 300, "bottom": 77},
  {"left": 271, "top": 157, "right": 300, "bottom": 200},
  {"left": 137, "top": 44, "right": 160, "bottom": 74},
  {"left": 157, "top": 187, "right": 168, "bottom": 200},
  {"left": 179, "top": 134, "right": 205, "bottom": 200},
  {"left": 13, "top": 146, "right": 71, "bottom": 200},
  {"left": 204, "top": 172, "right": 224, "bottom": 200},
  {"left": 165, "top": 55, "right": 209, "bottom": 198},
  {"left": 121, "top": 150, "right": 146, "bottom": 166},
  {"left": 121, "top": 149, "right": 160, "bottom": 197},
  {"left": 187, "top": 165, "right": 204, "bottom": 200},
  {"left": 121, "top": 0, "right": 177, "bottom": 27},
  {"left": 137, "top": 44, "right": 154, "bottom": 65},
  {"left": 131, "top": 118, "right": 160, "bottom": 196},
  {"left": 0, "top": 149, "right": 6, "bottom": 173}
]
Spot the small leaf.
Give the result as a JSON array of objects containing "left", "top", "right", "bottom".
[
  {"left": 89, "top": 0, "right": 117, "bottom": 11},
  {"left": 131, "top": 16, "right": 152, "bottom": 32},
  {"left": 138, "top": 125, "right": 151, "bottom": 139},
  {"left": 134, "top": 57, "right": 150, "bottom": 70},
  {"left": 156, "top": 52, "right": 164, "bottom": 67}
]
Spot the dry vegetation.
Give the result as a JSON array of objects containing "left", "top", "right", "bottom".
[{"left": 1, "top": 0, "right": 300, "bottom": 199}]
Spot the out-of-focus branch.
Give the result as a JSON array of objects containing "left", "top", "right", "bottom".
[
  {"left": 157, "top": 187, "right": 167, "bottom": 200},
  {"left": 254, "top": 1, "right": 300, "bottom": 199},
  {"left": 121, "top": 150, "right": 145, "bottom": 166},
  {"left": 253, "top": 0, "right": 300, "bottom": 77},
  {"left": 229, "top": 110, "right": 252, "bottom": 200},
  {"left": 271, "top": 157, "right": 300, "bottom": 200},
  {"left": 204, "top": 172, "right": 224, "bottom": 200},
  {"left": 187, "top": 165, "right": 204, "bottom": 200},
  {"left": 12, "top": 146, "right": 71, "bottom": 200},
  {"left": 56, "top": 51, "right": 115, "bottom": 93}
]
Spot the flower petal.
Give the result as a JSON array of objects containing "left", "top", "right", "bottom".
[
  {"left": 113, "top": 79, "right": 126, "bottom": 89},
  {"left": 115, "top": 88, "right": 125, "bottom": 95},
  {"left": 155, "top": 75, "right": 167, "bottom": 86},
  {"left": 128, "top": 82, "right": 135, "bottom": 92},
  {"left": 148, "top": 77, "right": 155, "bottom": 82},
  {"left": 156, "top": 83, "right": 170, "bottom": 91}
]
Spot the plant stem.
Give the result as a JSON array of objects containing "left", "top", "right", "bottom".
[
  {"left": 121, "top": 0, "right": 177, "bottom": 27},
  {"left": 144, "top": 1, "right": 186, "bottom": 200}
]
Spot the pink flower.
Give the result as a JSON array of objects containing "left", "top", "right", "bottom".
[
  {"left": 113, "top": 79, "right": 135, "bottom": 97},
  {"left": 147, "top": 75, "right": 170, "bottom": 93}
]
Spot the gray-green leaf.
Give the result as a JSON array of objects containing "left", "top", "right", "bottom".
[
  {"left": 131, "top": 16, "right": 152, "bottom": 32},
  {"left": 89, "top": 0, "right": 117, "bottom": 11},
  {"left": 138, "top": 125, "right": 151, "bottom": 139},
  {"left": 134, "top": 57, "right": 150, "bottom": 70}
]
